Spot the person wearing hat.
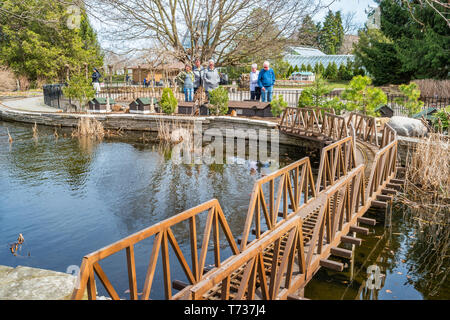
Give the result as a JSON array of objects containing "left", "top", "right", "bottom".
[{"left": 92, "top": 68, "right": 102, "bottom": 94}]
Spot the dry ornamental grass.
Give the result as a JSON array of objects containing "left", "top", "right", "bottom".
[{"left": 72, "top": 117, "right": 105, "bottom": 139}]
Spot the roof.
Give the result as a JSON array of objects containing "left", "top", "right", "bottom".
[
  {"left": 291, "top": 71, "right": 314, "bottom": 76},
  {"left": 286, "top": 46, "right": 326, "bottom": 56},
  {"left": 92, "top": 97, "right": 115, "bottom": 104},
  {"left": 412, "top": 108, "right": 437, "bottom": 119},
  {"left": 130, "top": 61, "right": 185, "bottom": 71},
  {"left": 285, "top": 54, "right": 354, "bottom": 68}
]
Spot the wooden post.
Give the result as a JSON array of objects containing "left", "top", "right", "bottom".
[
  {"left": 108, "top": 64, "right": 113, "bottom": 83},
  {"left": 84, "top": 63, "right": 88, "bottom": 80},
  {"left": 65, "top": 64, "right": 70, "bottom": 82},
  {"left": 138, "top": 65, "right": 142, "bottom": 85}
]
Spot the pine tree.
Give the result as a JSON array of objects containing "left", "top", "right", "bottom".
[
  {"left": 318, "top": 10, "right": 344, "bottom": 55},
  {"left": 301, "top": 64, "right": 307, "bottom": 72},
  {"left": 379, "top": 0, "right": 449, "bottom": 80},
  {"left": 286, "top": 65, "right": 294, "bottom": 78},
  {"left": 334, "top": 11, "right": 345, "bottom": 53},
  {"left": 306, "top": 64, "right": 313, "bottom": 72},
  {"left": 326, "top": 62, "right": 338, "bottom": 80},
  {"left": 318, "top": 62, "right": 325, "bottom": 75},
  {"left": 296, "top": 15, "right": 320, "bottom": 48}
]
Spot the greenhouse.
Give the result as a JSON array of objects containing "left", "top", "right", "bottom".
[{"left": 284, "top": 46, "right": 355, "bottom": 69}]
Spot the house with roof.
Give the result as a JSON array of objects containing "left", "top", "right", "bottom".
[
  {"left": 284, "top": 46, "right": 355, "bottom": 70},
  {"left": 129, "top": 61, "right": 185, "bottom": 85},
  {"left": 289, "top": 71, "right": 315, "bottom": 82}
]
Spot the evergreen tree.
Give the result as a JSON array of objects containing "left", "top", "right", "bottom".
[
  {"left": 318, "top": 10, "right": 344, "bottom": 55},
  {"left": 379, "top": 0, "right": 449, "bottom": 80},
  {"left": 318, "top": 62, "right": 325, "bottom": 75},
  {"left": 328, "top": 62, "right": 338, "bottom": 80},
  {"left": 293, "top": 65, "right": 299, "bottom": 73},
  {"left": 334, "top": 11, "right": 345, "bottom": 52},
  {"left": 313, "top": 63, "right": 320, "bottom": 75},
  {"left": 0, "top": 0, "right": 103, "bottom": 84},
  {"left": 301, "top": 64, "right": 307, "bottom": 72},
  {"left": 354, "top": 28, "right": 412, "bottom": 85},
  {"left": 286, "top": 65, "right": 294, "bottom": 78},
  {"left": 296, "top": 15, "right": 320, "bottom": 48},
  {"left": 338, "top": 64, "right": 347, "bottom": 81},
  {"left": 306, "top": 64, "right": 313, "bottom": 72}
]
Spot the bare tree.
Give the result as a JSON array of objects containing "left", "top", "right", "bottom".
[
  {"left": 84, "top": 0, "right": 334, "bottom": 65},
  {"left": 402, "top": 0, "right": 449, "bottom": 28},
  {"left": 342, "top": 11, "right": 361, "bottom": 35}
]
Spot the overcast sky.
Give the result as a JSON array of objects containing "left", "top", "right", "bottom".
[
  {"left": 94, "top": 0, "right": 378, "bottom": 55},
  {"left": 315, "top": 0, "right": 378, "bottom": 25}
]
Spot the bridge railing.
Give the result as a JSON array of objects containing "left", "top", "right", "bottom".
[
  {"left": 71, "top": 199, "right": 240, "bottom": 300},
  {"left": 279, "top": 107, "right": 336, "bottom": 137},
  {"left": 185, "top": 216, "right": 307, "bottom": 300},
  {"left": 380, "top": 123, "right": 397, "bottom": 148},
  {"left": 305, "top": 165, "right": 366, "bottom": 274},
  {"left": 366, "top": 139, "right": 398, "bottom": 200},
  {"left": 72, "top": 108, "right": 399, "bottom": 300},
  {"left": 239, "top": 157, "right": 316, "bottom": 251},
  {"left": 182, "top": 165, "right": 366, "bottom": 300},
  {"left": 316, "top": 136, "right": 357, "bottom": 194},
  {"left": 347, "top": 112, "right": 379, "bottom": 147}
]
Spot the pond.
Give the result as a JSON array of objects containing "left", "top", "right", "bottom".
[{"left": 0, "top": 120, "right": 448, "bottom": 300}]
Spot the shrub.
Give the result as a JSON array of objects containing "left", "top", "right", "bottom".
[
  {"left": 208, "top": 86, "right": 229, "bottom": 115},
  {"left": 323, "top": 97, "right": 347, "bottom": 115},
  {"left": 160, "top": 87, "right": 178, "bottom": 114},
  {"left": 297, "top": 74, "right": 330, "bottom": 108},
  {"left": 431, "top": 106, "right": 450, "bottom": 133},
  {"left": 62, "top": 72, "right": 95, "bottom": 111},
  {"left": 395, "top": 83, "right": 424, "bottom": 117},
  {"left": 270, "top": 95, "right": 288, "bottom": 117},
  {"left": 341, "top": 75, "right": 387, "bottom": 116}
]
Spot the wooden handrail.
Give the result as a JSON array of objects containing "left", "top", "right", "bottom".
[
  {"left": 347, "top": 112, "right": 379, "bottom": 147},
  {"left": 185, "top": 216, "right": 306, "bottom": 300},
  {"left": 240, "top": 157, "right": 316, "bottom": 251},
  {"left": 71, "top": 199, "right": 239, "bottom": 300},
  {"left": 316, "top": 136, "right": 357, "bottom": 194}
]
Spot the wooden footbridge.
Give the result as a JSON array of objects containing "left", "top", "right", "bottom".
[{"left": 71, "top": 108, "right": 402, "bottom": 300}]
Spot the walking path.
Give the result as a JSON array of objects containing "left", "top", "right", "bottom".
[{"left": 0, "top": 96, "right": 60, "bottom": 113}]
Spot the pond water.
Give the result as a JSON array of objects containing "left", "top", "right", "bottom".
[{"left": 0, "top": 121, "right": 448, "bottom": 300}]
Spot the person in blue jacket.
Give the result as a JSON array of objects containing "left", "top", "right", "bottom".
[{"left": 257, "top": 61, "right": 276, "bottom": 102}]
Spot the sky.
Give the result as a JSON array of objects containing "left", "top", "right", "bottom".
[
  {"left": 314, "top": 0, "right": 378, "bottom": 25},
  {"left": 93, "top": 0, "right": 378, "bottom": 57}
]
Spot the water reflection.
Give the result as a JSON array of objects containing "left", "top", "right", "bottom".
[{"left": 0, "top": 121, "right": 307, "bottom": 299}]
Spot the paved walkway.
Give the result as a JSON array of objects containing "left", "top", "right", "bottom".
[{"left": 0, "top": 96, "right": 60, "bottom": 113}]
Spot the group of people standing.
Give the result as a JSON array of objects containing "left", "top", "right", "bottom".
[
  {"left": 177, "top": 59, "right": 276, "bottom": 103},
  {"left": 176, "top": 59, "right": 221, "bottom": 102},
  {"left": 249, "top": 61, "right": 276, "bottom": 103}
]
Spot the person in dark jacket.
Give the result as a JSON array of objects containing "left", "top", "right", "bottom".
[
  {"left": 193, "top": 58, "right": 204, "bottom": 94},
  {"left": 257, "top": 61, "right": 276, "bottom": 102},
  {"left": 92, "top": 68, "right": 102, "bottom": 94}
]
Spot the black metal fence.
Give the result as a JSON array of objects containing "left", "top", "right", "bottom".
[{"left": 43, "top": 83, "right": 66, "bottom": 108}]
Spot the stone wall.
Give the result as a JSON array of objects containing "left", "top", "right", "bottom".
[{"left": 0, "top": 104, "right": 324, "bottom": 149}]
